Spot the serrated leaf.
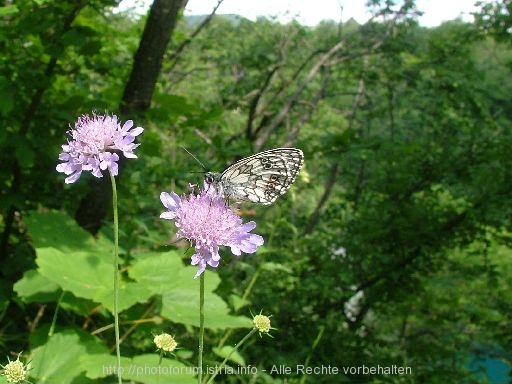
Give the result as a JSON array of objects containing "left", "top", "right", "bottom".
[
  {"left": 161, "top": 287, "right": 251, "bottom": 329},
  {"left": 130, "top": 251, "right": 252, "bottom": 329},
  {"left": 29, "top": 329, "right": 106, "bottom": 383},
  {"left": 36, "top": 247, "right": 152, "bottom": 313},
  {"left": 129, "top": 251, "right": 189, "bottom": 292},
  {"left": 14, "top": 269, "right": 60, "bottom": 302},
  {"left": 79, "top": 353, "right": 123, "bottom": 380},
  {"left": 25, "top": 211, "right": 115, "bottom": 253}
]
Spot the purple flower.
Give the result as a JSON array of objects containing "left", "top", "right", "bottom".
[
  {"left": 160, "top": 186, "right": 264, "bottom": 278},
  {"left": 56, "top": 113, "right": 143, "bottom": 183}
]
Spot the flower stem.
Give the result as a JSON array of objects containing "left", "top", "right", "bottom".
[
  {"left": 34, "top": 291, "right": 66, "bottom": 378},
  {"left": 157, "top": 349, "right": 164, "bottom": 384},
  {"left": 205, "top": 328, "right": 257, "bottom": 384},
  {"left": 110, "top": 172, "right": 122, "bottom": 384},
  {"left": 198, "top": 273, "right": 205, "bottom": 384},
  {"left": 48, "top": 291, "right": 66, "bottom": 337},
  {"left": 298, "top": 326, "right": 325, "bottom": 384},
  {"left": 218, "top": 254, "right": 265, "bottom": 348}
]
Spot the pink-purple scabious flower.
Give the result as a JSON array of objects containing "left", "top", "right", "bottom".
[
  {"left": 56, "top": 113, "right": 143, "bottom": 183},
  {"left": 160, "top": 186, "right": 264, "bottom": 278}
]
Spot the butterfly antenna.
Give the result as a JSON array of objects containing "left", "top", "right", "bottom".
[{"left": 181, "top": 146, "right": 207, "bottom": 171}]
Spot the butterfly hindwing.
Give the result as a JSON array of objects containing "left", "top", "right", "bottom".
[{"left": 208, "top": 148, "right": 304, "bottom": 205}]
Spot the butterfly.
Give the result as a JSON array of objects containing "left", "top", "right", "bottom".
[{"left": 205, "top": 148, "right": 304, "bottom": 205}]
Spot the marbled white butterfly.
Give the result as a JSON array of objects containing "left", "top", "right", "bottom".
[{"left": 205, "top": 148, "right": 304, "bottom": 205}]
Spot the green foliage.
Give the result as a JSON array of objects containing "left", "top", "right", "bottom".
[
  {"left": 16, "top": 211, "right": 250, "bottom": 327},
  {"left": 474, "top": 0, "right": 512, "bottom": 42},
  {"left": 2, "top": 0, "right": 512, "bottom": 383},
  {"left": 12, "top": 211, "right": 251, "bottom": 381}
]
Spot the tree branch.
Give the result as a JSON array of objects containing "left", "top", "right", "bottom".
[
  {"left": 253, "top": 40, "right": 345, "bottom": 151},
  {"left": 167, "top": 0, "right": 224, "bottom": 73}
]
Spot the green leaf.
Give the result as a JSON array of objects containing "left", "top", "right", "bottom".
[
  {"left": 14, "top": 269, "right": 60, "bottom": 303},
  {"left": 0, "top": 5, "right": 18, "bottom": 16},
  {"left": 261, "top": 261, "right": 293, "bottom": 274},
  {"left": 130, "top": 251, "right": 252, "bottom": 329},
  {"left": 59, "top": 293, "right": 104, "bottom": 316},
  {"left": 129, "top": 251, "right": 190, "bottom": 293},
  {"left": 25, "top": 211, "right": 115, "bottom": 253},
  {"left": 212, "top": 346, "right": 246, "bottom": 366},
  {"left": 228, "top": 293, "right": 250, "bottom": 312},
  {"left": 29, "top": 329, "right": 107, "bottom": 383},
  {"left": 36, "top": 247, "right": 152, "bottom": 313},
  {"left": 81, "top": 353, "right": 196, "bottom": 383},
  {"left": 127, "top": 355, "right": 197, "bottom": 384},
  {"left": 161, "top": 286, "right": 251, "bottom": 329},
  {"left": 152, "top": 94, "right": 195, "bottom": 116},
  {"left": 79, "top": 353, "right": 122, "bottom": 380}
]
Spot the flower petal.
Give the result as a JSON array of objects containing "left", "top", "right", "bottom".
[
  {"left": 160, "top": 211, "right": 177, "bottom": 220},
  {"left": 65, "top": 171, "right": 82, "bottom": 184},
  {"left": 160, "top": 192, "right": 181, "bottom": 211},
  {"left": 160, "top": 186, "right": 264, "bottom": 277},
  {"left": 56, "top": 113, "right": 142, "bottom": 182}
]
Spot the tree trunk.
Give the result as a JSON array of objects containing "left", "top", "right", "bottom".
[
  {"left": 121, "top": 0, "right": 188, "bottom": 114},
  {"left": 75, "top": 0, "right": 187, "bottom": 234}
]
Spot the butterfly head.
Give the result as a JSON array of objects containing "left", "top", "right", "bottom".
[
  {"left": 204, "top": 172, "right": 221, "bottom": 185},
  {"left": 204, "top": 171, "right": 225, "bottom": 198}
]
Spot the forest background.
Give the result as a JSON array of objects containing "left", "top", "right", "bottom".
[{"left": 1, "top": 0, "right": 512, "bottom": 383}]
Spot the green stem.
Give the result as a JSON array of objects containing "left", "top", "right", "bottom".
[
  {"left": 198, "top": 273, "right": 205, "bottom": 384},
  {"left": 48, "top": 291, "right": 66, "bottom": 337},
  {"left": 157, "top": 349, "right": 164, "bottom": 384},
  {"left": 218, "top": 252, "right": 266, "bottom": 349},
  {"left": 298, "top": 326, "right": 325, "bottom": 384},
  {"left": 34, "top": 291, "right": 66, "bottom": 378},
  {"left": 205, "top": 328, "right": 257, "bottom": 384},
  {"left": 110, "top": 172, "right": 122, "bottom": 384}
]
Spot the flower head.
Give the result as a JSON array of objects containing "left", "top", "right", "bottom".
[
  {"left": 154, "top": 333, "right": 178, "bottom": 353},
  {"left": 253, "top": 314, "right": 271, "bottom": 333},
  {"left": 56, "top": 113, "right": 143, "bottom": 183},
  {"left": 2, "top": 354, "right": 28, "bottom": 383},
  {"left": 160, "top": 186, "right": 264, "bottom": 278},
  {"left": 253, "top": 313, "right": 274, "bottom": 337}
]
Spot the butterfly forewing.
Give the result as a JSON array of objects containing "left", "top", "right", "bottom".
[{"left": 207, "top": 148, "right": 304, "bottom": 205}]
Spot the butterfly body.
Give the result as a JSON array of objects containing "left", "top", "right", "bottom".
[{"left": 205, "top": 148, "right": 304, "bottom": 205}]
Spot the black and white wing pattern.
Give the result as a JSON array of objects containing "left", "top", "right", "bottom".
[{"left": 205, "top": 148, "right": 304, "bottom": 205}]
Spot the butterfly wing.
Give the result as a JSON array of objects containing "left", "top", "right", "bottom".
[{"left": 218, "top": 148, "right": 304, "bottom": 204}]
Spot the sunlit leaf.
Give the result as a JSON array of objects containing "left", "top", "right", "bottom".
[
  {"left": 29, "top": 329, "right": 106, "bottom": 383},
  {"left": 130, "top": 251, "right": 252, "bottom": 329},
  {"left": 36, "top": 247, "right": 152, "bottom": 313}
]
